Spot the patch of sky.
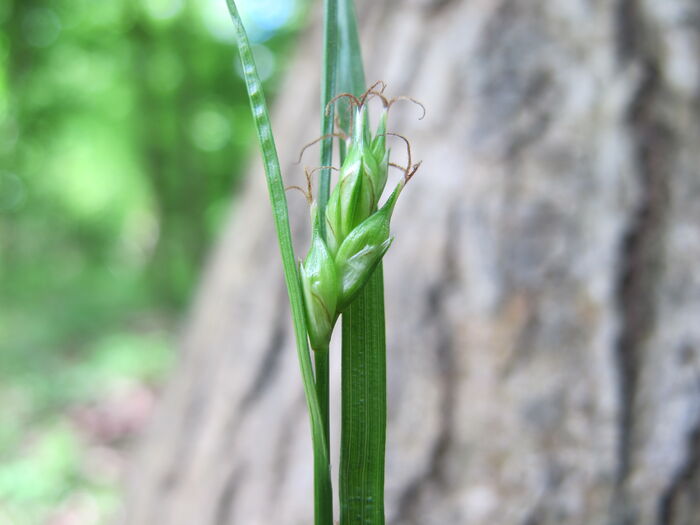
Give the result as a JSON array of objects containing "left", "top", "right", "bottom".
[{"left": 202, "top": 0, "right": 299, "bottom": 44}]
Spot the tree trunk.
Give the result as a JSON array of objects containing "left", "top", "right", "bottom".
[{"left": 125, "top": 1, "right": 700, "bottom": 524}]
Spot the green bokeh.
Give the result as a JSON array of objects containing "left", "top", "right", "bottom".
[{"left": 0, "top": 0, "right": 302, "bottom": 521}]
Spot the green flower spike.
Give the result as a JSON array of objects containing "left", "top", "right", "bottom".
[
  {"left": 334, "top": 182, "right": 403, "bottom": 311},
  {"left": 300, "top": 204, "right": 340, "bottom": 352},
  {"left": 301, "top": 86, "right": 422, "bottom": 345},
  {"left": 325, "top": 105, "right": 390, "bottom": 257},
  {"left": 324, "top": 141, "right": 367, "bottom": 256},
  {"left": 367, "top": 108, "right": 389, "bottom": 202}
]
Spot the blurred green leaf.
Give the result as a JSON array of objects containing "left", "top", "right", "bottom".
[{"left": 0, "top": 0, "right": 303, "bottom": 520}]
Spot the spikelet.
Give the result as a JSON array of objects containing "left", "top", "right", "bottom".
[
  {"left": 325, "top": 105, "right": 390, "bottom": 256},
  {"left": 334, "top": 184, "right": 401, "bottom": 311},
  {"left": 300, "top": 204, "right": 340, "bottom": 352},
  {"left": 299, "top": 86, "right": 419, "bottom": 351}
]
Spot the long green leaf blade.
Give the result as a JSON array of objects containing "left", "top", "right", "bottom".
[
  {"left": 336, "top": 2, "right": 387, "bottom": 524},
  {"left": 314, "top": 0, "right": 340, "bottom": 504},
  {"left": 335, "top": 0, "right": 365, "bottom": 160},
  {"left": 336, "top": 0, "right": 366, "bottom": 125},
  {"left": 224, "top": 2, "right": 332, "bottom": 524},
  {"left": 341, "top": 268, "right": 386, "bottom": 524},
  {"left": 319, "top": 0, "right": 339, "bottom": 216}
]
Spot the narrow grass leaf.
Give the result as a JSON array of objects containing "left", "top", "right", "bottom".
[
  {"left": 341, "top": 268, "right": 386, "bottom": 524},
  {"left": 319, "top": 0, "right": 339, "bottom": 216},
  {"left": 315, "top": 0, "right": 340, "bottom": 486},
  {"left": 335, "top": 0, "right": 366, "bottom": 160},
  {"left": 336, "top": 1, "right": 388, "bottom": 524},
  {"left": 336, "top": 0, "right": 366, "bottom": 130},
  {"left": 224, "top": 2, "right": 332, "bottom": 523}
]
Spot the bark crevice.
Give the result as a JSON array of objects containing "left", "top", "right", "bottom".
[
  {"left": 214, "top": 466, "right": 245, "bottom": 525},
  {"left": 612, "top": 1, "right": 673, "bottom": 522},
  {"left": 613, "top": 58, "right": 670, "bottom": 483},
  {"left": 656, "top": 419, "right": 700, "bottom": 525}
]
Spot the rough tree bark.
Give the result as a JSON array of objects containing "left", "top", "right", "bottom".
[{"left": 125, "top": 1, "right": 700, "bottom": 524}]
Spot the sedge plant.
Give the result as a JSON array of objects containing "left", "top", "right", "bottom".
[{"left": 225, "top": 1, "right": 421, "bottom": 523}]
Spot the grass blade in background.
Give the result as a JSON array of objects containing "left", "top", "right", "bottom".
[
  {"left": 335, "top": 1, "right": 388, "bottom": 523},
  {"left": 314, "top": 0, "right": 340, "bottom": 494},
  {"left": 319, "top": 0, "right": 339, "bottom": 212},
  {"left": 336, "top": 0, "right": 366, "bottom": 130},
  {"left": 224, "top": 2, "right": 332, "bottom": 524},
  {"left": 334, "top": 0, "right": 366, "bottom": 156}
]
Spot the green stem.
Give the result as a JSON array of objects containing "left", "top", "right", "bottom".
[
  {"left": 314, "top": 348, "right": 331, "bottom": 445},
  {"left": 316, "top": 2, "right": 337, "bottom": 517},
  {"left": 314, "top": 348, "right": 333, "bottom": 525}
]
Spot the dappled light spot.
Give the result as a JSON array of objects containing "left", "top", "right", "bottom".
[
  {"left": 190, "top": 108, "right": 231, "bottom": 152},
  {"left": 146, "top": 48, "right": 184, "bottom": 94},
  {"left": 143, "top": 0, "right": 185, "bottom": 22},
  {"left": 202, "top": 0, "right": 298, "bottom": 43},
  {"left": 23, "top": 8, "right": 62, "bottom": 48},
  {"left": 0, "top": 172, "right": 26, "bottom": 212},
  {"left": 0, "top": 116, "right": 18, "bottom": 155}
]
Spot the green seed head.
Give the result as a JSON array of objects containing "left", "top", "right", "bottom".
[
  {"left": 334, "top": 183, "right": 402, "bottom": 311},
  {"left": 357, "top": 106, "right": 390, "bottom": 211},
  {"left": 300, "top": 219, "right": 339, "bottom": 351},
  {"left": 324, "top": 142, "right": 371, "bottom": 256},
  {"left": 368, "top": 110, "right": 389, "bottom": 196},
  {"left": 371, "top": 110, "right": 387, "bottom": 158},
  {"left": 324, "top": 106, "right": 389, "bottom": 256},
  {"left": 300, "top": 86, "right": 420, "bottom": 343}
]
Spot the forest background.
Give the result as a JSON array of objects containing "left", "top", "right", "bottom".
[{"left": 0, "top": 0, "right": 300, "bottom": 522}]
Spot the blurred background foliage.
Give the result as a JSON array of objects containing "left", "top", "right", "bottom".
[{"left": 0, "top": 0, "right": 303, "bottom": 522}]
